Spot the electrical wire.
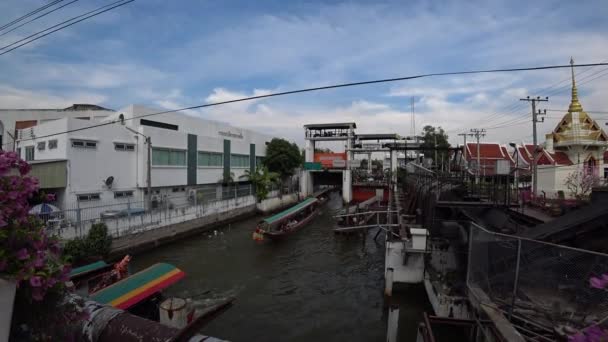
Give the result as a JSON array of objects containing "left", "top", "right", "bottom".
[
  {"left": 0, "top": 0, "right": 134, "bottom": 56},
  {"left": 0, "top": 0, "right": 64, "bottom": 32},
  {"left": 5, "top": 62, "right": 608, "bottom": 148},
  {"left": 0, "top": 0, "right": 79, "bottom": 38},
  {"left": 448, "top": 65, "right": 608, "bottom": 134},
  {"left": 446, "top": 61, "right": 608, "bottom": 134}
]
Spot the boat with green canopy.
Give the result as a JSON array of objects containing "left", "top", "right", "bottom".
[{"left": 253, "top": 197, "right": 319, "bottom": 241}]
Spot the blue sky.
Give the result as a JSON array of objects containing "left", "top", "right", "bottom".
[{"left": 1, "top": 0, "right": 607, "bottom": 146}]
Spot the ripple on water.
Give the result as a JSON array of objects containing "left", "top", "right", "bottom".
[{"left": 130, "top": 194, "right": 427, "bottom": 342}]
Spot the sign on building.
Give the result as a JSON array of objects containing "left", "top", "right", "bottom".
[{"left": 332, "top": 159, "right": 346, "bottom": 168}]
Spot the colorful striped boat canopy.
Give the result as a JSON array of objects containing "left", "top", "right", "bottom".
[
  {"left": 69, "top": 260, "right": 110, "bottom": 279},
  {"left": 263, "top": 197, "right": 318, "bottom": 225},
  {"left": 90, "top": 263, "right": 185, "bottom": 309}
]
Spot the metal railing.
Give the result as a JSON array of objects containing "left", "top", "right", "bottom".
[
  {"left": 36, "top": 183, "right": 264, "bottom": 240},
  {"left": 467, "top": 223, "right": 608, "bottom": 338}
]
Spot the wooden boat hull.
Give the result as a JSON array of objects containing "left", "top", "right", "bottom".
[{"left": 261, "top": 210, "right": 318, "bottom": 240}]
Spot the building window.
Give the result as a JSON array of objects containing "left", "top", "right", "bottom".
[
  {"left": 114, "top": 143, "right": 135, "bottom": 151},
  {"left": 49, "top": 139, "right": 58, "bottom": 149},
  {"left": 172, "top": 187, "right": 185, "bottom": 192},
  {"left": 25, "top": 146, "right": 35, "bottom": 161},
  {"left": 231, "top": 154, "right": 250, "bottom": 168},
  {"left": 114, "top": 190, "right": 134, "bottom": 198},
  {"left": 604, "top": 167, "right": 608, "bottom": 179},
  {"left": 77, "top": 193, "right": 101, "bottom": 201},
  {"left": 37, "top": 141, "right": 46, "bottom": 151},
  {"left": 72, "top": 139, "right": 97, "bottom": 149},
  {"left": 198, "top": 151, "right": 223, "bottom": 167},
  {"left": 152, "top": 148, "right": 186, "bottom": 166}
]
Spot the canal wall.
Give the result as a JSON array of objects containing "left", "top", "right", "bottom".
[
  {"left": 109, "top": 195, "right": 258, "bottom": 258},
  {"left": 256, "top": 192, "right": 300, "bottom": 213},
  {"left": 107, "top": 191, "right": 302, "bottom": 258}
]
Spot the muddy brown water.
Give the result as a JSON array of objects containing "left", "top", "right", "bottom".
[{"left": 132, "top": 193, "right": 431, "bottom": 341}]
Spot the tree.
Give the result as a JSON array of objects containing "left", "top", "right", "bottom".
[
  {"left": 239, "top": 165, "right": 280, "bottom": 202},
  {"left": 264, "top": 138, "right": 302, "bottom": 180},
  {"left": 420, "top": 125, "right": 450, "bottom": 168},
  {"left": 564, "top": 169, "right": 600, "bottom": 200}
]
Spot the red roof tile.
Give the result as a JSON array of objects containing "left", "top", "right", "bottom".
[
  {"left": 551, "top": 152, "right": 572, "bottom": 166},
  {"left": 465, "top": 143, "right": 506, "bottom": 159}
]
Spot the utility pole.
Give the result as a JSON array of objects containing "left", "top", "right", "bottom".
[
  {"left": 520, "top": 96, "right": 548, "bottom": 199},
  {"left": 146, "top": 136, "right": 152, "bottom": 210},
  {"left": 125, "top": 124, "right": 153, "bottom": 210},
  {"left": 434, "top": 134, "right": 438, "bottom": 170},
  {"left": 458, "top": 133, "right": 468, "bottom": 173},
  {"left": 469, "top": 129, "right": 486, "bottom": 184}
]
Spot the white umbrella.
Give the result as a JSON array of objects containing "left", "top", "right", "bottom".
[{"left": 29, "top": 203, "right": 61, "bottom": 215}]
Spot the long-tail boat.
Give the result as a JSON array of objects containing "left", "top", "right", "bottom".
[{"left": 253, "top": 197, "right": 319, "bottom": 241}]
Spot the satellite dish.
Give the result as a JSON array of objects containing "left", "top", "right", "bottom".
[{"left": 104, "top": 176, "right": 114, "bottom": 188}]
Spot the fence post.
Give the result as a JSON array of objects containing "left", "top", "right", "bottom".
[
  {"left": 508, "top": 238, "right": 522, "bottom": 320},
  {"left": 127, "top": 198, "right": 131, "bottom": 231},
  {"left": 466, "top": 223, "right": 473, "bottom": 286}
]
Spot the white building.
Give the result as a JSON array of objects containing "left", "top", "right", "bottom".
[
  {"left": 513, "top": 60, "right": 608, "bottom": 198},
  {"left": 0, "top": 104, "right": 113, "bottom": 151},
  {"left": 15, "top": 105, "right": 273, "bottom": 213}
]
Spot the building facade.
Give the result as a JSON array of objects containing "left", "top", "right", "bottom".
[
  {"left": 15, "top": 105, "right": 273, "bottom": 212},
  {"left": 0, "top": 104, "right": 113, "bottom": 151}
]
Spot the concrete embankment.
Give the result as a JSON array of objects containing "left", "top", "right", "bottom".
[{"left": 109, "top": 193, "right": 300, "bottom": 259}]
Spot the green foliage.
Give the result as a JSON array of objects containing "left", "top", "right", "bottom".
[
  {"left": 264, "top": 138, "right": 302, "bottom": 178},
  {"left": 63, "top": 222, "right": 112, "bottom": 265},
  {"left": 420, "top": 125, "right": 450, "bottom": 166},
  {"left": 240, "top": 165, "right": 280, "bottom": 202}
]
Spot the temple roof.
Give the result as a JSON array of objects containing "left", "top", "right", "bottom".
[{"left": 552, "top": 58, "right": 608, "bottom": 146}]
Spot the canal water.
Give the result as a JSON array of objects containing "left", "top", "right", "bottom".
[{"left": 132, "top": 193, "right": 431, "bottom": 341}]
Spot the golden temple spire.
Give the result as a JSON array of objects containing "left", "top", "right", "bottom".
[{"left": 568, "top": 57, "right": 583, "bottom": 112}]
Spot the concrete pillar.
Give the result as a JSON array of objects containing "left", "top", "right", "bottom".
[
  {"left": 342, "top": 169, "right": 352, "bottom": 203},
  {"left": 368, "top": 152, "right": 372, "bottom": 172},
  {"left": 341, "top": 129, "right": 354, "bottom": 203},
  {"left": 301, "top": 139, "right": 315, "bottom": 197},
  {"left": 391, "top": 150, "right": 398, "bottom": 185}
]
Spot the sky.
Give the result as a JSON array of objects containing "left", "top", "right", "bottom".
[{"left": 1, "top": 0, "right": 607, "bottom": 149}]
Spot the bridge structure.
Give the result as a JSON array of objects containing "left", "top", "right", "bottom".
[{"left": 301, "top": 122, "right": 421, "bottom": 203}]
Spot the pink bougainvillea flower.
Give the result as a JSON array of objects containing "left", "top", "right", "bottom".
[
  {"left": 30, "top": 276, "right": 43, "bottom": 287},
  {"left": 15, "top": 248, "right": 30, "bottom": 260},
  {"left": 33, "top": 257, "right": 45, "bottom": 268},
  {"left": 568, "top": 332, "right": 586, "bottom": 342},
  {"left": 45, "top": 193, "right": 56, "bottom": 202},
  {"left": 0, "top": 218, "right": 7, "bottom": 228},
  {"left": 590, "top": 277, "right": 608, "bottom": 289}
]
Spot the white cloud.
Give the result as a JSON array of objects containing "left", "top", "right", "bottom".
[{"left": 0, "top": 85, "right": 106, "bottom": 108}]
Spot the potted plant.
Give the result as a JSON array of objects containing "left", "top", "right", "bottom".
[{"left": 0, "top": 151, "right": 83, "bottom": 341}]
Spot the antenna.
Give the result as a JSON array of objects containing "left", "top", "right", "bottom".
[{"left": 410, "top": 96, "right": 416, "bottom": 137}]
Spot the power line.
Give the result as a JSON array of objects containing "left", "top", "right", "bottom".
[
  {"left": 5, "top": 62, "right": 608, "bottom": 147},
  {"left": 446, "top": 64, "right": 608, "bottom": 134},
  {"left": 0, "top": 0, "right": 64, "bottom": 32},
  {"left": 0, "top": 0, "right": 134, "bottom": 56},
  {"left": 0, "top": 0, "right": 79, "bottom": 38}
]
